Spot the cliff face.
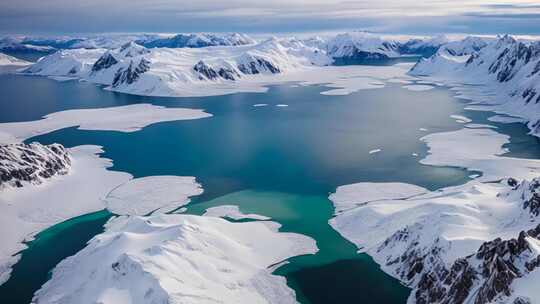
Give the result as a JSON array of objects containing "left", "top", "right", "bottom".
[{"left": 0, "top": 142, "right": 71, "bottom": 190}]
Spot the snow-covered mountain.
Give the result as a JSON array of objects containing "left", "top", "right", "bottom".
[
  {"left": 325, "top": 32, "right": 401, "bottom": 60},
  {"left": 398, "top": 35, "right": 450, "bottom": 57},
  {"left": 0, "top": 143, "right": 71, "bottom": 190},
  {"left": 323, "top": 32, "right": 447, "bottom": 63},
  {"left": 25, "top": 38, "right": 331, "bottom": 96},
  {"left": 0, "top": 37, "right": 56, "bottom": 60},
  {"left": 330, "top": 177, "right": 540, "bottom": 304},
  {"left": 410, "top": 35, "right": 540, "bottom": 136},
  {"left": 0, "top": 53, "right": 30, "bottom": 66},
  {"left": 33, "top": 214, "right": 317, "bottom": 304},
  {"left": 139, "top": 33, "right": 255, "bottom": 48}
]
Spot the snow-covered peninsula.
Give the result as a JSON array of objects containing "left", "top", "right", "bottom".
[{"left": 32, "top": 214, "right": 317, "bottom": 304}]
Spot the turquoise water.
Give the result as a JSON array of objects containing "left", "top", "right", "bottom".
[
  {"left": 1, "top": 74, "right": 538, "bottom": 303},
  {"left": 0, "top": 210, "right": 112, "bottom": 304}
]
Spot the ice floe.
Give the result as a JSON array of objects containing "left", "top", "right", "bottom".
[
  {"left": 402, "top": 84, "right": 435, "bottom": 91},
  {"left": 105, "top": 176, "right": 203, "bottom": 216},
  {"left": 0, "top": 104, "right": 211, "bottom": 144},
  {"left": 450, "top": 114, "right": 472, "bottom": 123},
  {"left": 420, "top": 128, "right": 540, "bottom": 181},
  {"left": 203, "top": 205, "right": 271, "bottom": 220}
]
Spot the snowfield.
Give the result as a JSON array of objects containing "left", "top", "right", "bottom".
[
  {"left": 32, "top": 214, "right": 317, "bottom": 304},
  {"left": 0, "top": 104, "right": 211, "bottom": 144}
]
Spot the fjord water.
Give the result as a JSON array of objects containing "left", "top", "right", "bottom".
[{"left": 2, "top": 73, "right": 537, "bottom": 303}]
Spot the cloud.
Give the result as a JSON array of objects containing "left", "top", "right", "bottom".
[{"left": 1, "top": 0, "right": 540, "bottom": 34}]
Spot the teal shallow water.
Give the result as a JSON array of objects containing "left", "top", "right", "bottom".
[{"left": 1, "top": 74, "right": 539, "bottom": 303}]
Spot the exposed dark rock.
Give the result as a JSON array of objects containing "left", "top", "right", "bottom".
[
  {"left": 112, "top": 58, "right": 150, "bottom": 87},
  {"left": 91, "top": 52, "right": 118, "bottom": 72},
  {"left": 518, "top": 179, "right": 540, "bottom": 216},
  {"left": 192, "top": 61, "right": 241, "bottom": 81},
  {"left": 514, "top": 297, "right": 532, "bottom": 304},
  {"left": 0, "top": 142, "right": 71, "bottom": 189},
  {"left": 193, "top": 60, "right": 218, "bottom": 80},
  {"left": 218, "top": 67, "right": 240, "bottom": 81},
  {"left": 237, "top": 56, "right": 280, "bottom": 75},
  {"left": 508, "top": 177, "right": 519, "bottom": 187},
  {"left": 412, "top": 224, "right": 540, "bottom": 304}
]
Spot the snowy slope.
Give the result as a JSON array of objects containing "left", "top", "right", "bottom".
[
  {"left": 410, "top": 35, "right": 540, "bottom": 137},
  {"left": 33, "top": 214, "right": 317, "bottom": 304},
  {"left": 330, "top": 178, "right": 540, "bottom": 304}
]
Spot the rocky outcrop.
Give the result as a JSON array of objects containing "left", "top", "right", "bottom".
[
  {"left": 507, "top": 177, "right": 540, "bottom": 217},
  {"left": 193, "top": 61, "right": 241, "bottom": 81},
  {"left": 112, "top": 58, "right": 150, "bottom": 87},
  {"left": 91, "top": 52, "right": 118, "bottom": 72},
  {"left": 0, "top": 142, "right": 71, "bottom": 189},
  {"left": 365, "top": 177, "right": 540, "bottom": 304},
  {"left": 485, "top": 36, "right": 540, "bottom": 83},
  {"left": 412, "top": 225, "right": 540, "bottom": 304},
  {"left": 237, "top": 55, "right": 280, "bottom": 75}
]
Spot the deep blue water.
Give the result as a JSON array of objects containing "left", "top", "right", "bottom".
[{"left": 1, "top": 73, "right": 539, "bottom": 304}]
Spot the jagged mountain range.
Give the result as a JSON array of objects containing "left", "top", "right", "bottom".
[
  {"left": 17, "top": 32, "right": 452, "bottom": 96},
  {"left": 410, "top": 35, "right": 540, "bottom": 136}
]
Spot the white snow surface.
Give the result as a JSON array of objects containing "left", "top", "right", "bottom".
[
  {"left": 0, "top": 104, "right": 211, "bottom": 144},
  {"left": 105, "top": 176, "right": 203, "bottom": 216},
  {"left": 32, "top": 214, "right": 317, "bottom": 304},
  {"left": 0, "top": 145, "right": 132, "bottom": 285},
  {"left": 330, "top": 182, "right": 428, "bottom": 213},
  {"left": 420, "top": 128, "right": 540, "bottom": 181},
  {"left": 203, "top": 205, "right": 271, "bottom": 221}
]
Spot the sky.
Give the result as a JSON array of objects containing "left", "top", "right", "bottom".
[{"left": 1, "top": 0, "right": 540, "bottom": 35}]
